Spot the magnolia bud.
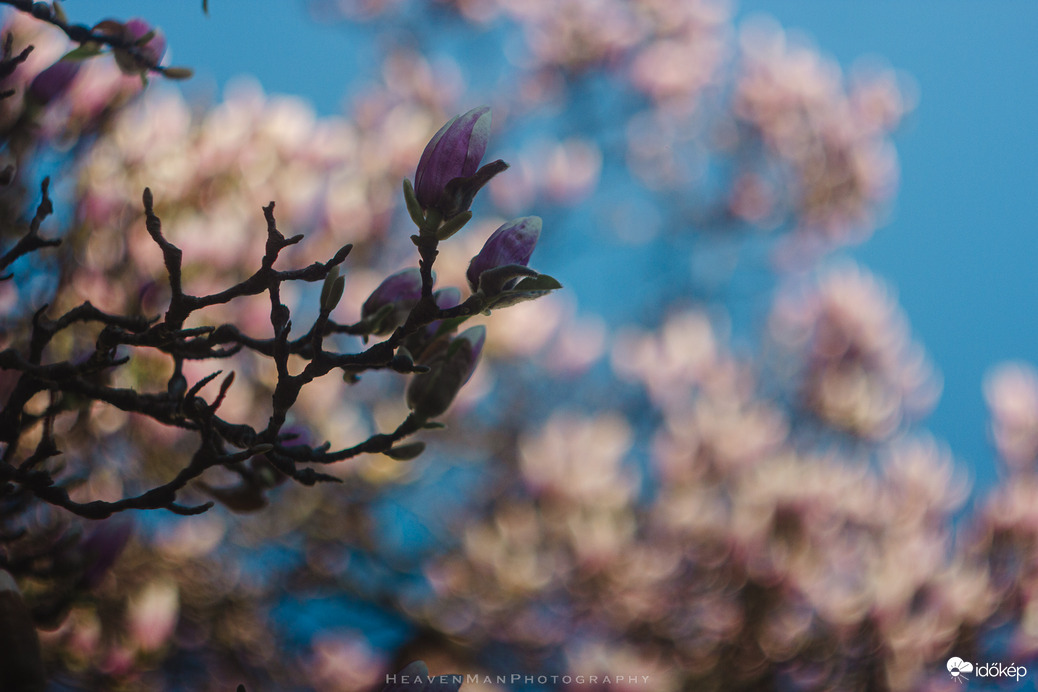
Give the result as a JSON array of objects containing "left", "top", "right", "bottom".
[
  {"left": 95, "top": 18, "right": 166, "bottom": 76},
  {"left": 466, "top": 216, "right": 542, "bottom": 293},
  {"left": 414, "top": 106, "right": 507, "bottom": 220},
  {"left": 406, "top": 326, "right": 485, "bottom": 420},
  {"left": 362, "top": 268, "right": 423, "bottom": 335}
]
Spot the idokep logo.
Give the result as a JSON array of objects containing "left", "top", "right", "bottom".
[
  {"left": 946, "top": 656, "right": 1027, "bottom": 684},
  {"left": 947, "top": 658, "right": 973, "bottom": 683}
]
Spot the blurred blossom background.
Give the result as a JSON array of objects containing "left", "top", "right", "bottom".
[{"left": 1, "top": 0, "right": 1036, "bottom": 690}]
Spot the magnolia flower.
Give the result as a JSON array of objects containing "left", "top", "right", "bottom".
[
  {"left": 414, "top": 106, "right": 507, "bottom": 220},
  {"left": 466, "top": 216, "right": 542, "bottom": 293},
  {"left": 406, "top": 326, "right": 486, "bottom": 420},
  {"left": 362, "top": 268, "right": 424, "bottom": 334}
]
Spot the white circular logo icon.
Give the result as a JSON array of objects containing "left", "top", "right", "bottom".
[{"left": 947, "top": 657, "right": 974, "bottom": 683}]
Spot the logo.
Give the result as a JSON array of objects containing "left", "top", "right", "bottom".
[
  {"left": 947, "top": 657, "right": 973, "bottom": 684},
  {"left": 946, "top": 656, "right": 1027, "bottom": 685}
]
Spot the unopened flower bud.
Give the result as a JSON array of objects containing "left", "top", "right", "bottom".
[
  {"left": 414, "top": 106, "right": 507, "bottom": 221},
  {"left": 96, "top": 18, "right": 166, "bottom": 76},
  {"left": 406, "top": 326, "right": 485, "bottom": 420},
  {"left": 362, "top": 268, "right": 423, "bottom": 335},
  {"left": 434, "top": 287, "right": 461, "bottom": 310},
  {"left": 466, "top": 216, "right": 542, "bottom": 292},
  {"left": 424, "top": 286, "right": 462, "bottom": 336},
  {"left": 320, "top": 266, "right": 345, "bottom": 313}
]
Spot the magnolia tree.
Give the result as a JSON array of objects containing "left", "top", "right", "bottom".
[{"left": 1, "top": 1, "right": 1037, "bottom": 691}]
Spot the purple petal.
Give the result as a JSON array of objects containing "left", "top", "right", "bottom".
[
  {"left": 362, "top": 268, "right": 423, "bottom": 318},
  {"left": 29, "top": 60, "right": 80, "bottom": 104},
  {"left": 422, "top": 287, "right": 463, "bottom": 338},
  {"left": 433, "top": 287, "right": 462, "bottom": 310},
  {"left": 363, "top": 268, "right": 424, "bottom": 334},
  {"left": 113, "top": 18, "right": 166, "bottom": 74},
  {"left": 466, "top": 216, "right": 542, "bottom": 291},
  {"left": 460, "top": 107, "right": 491, "bottom": 177},
  {"left": 414, "top": 106, "right": 491, "bottom": 211},
  {"left": 414, "top": 115, "right": 458, "bottom": 206},
  {"left": 124, "top": 18, "right": 166, "bottom": 61}
]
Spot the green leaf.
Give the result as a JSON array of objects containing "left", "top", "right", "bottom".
[
  {"left": 362, "top": 303, "right": 395, "bottom": 334},
  {"left": 319, "top": 266, "right": 340, "bottom": 309},
  {"left": 60, "top": 44, "right": 103, "bottom": 62},
  {"left": 436, "top": 210, "right": 472, "bottom": 241},
  {"left": 327, "top": 276, "right": 345, "bottom": 312},
  {"left": 403, "top": 179, "right": 425, "bottom": 227},
  {"left": 484, "top": 275, "right": 562, "bottom": 310},
  {"left": 320, "top": 268, "right": 346, "bottom": 313},
  {"left": 478, "top": 263, "right": 539, "bottom": 296}
]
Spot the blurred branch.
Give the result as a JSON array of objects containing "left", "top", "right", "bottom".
[
  {"left": 0, "top": 177, "right": 59, "bottom": 281},
  {"left": 0, "top": 0, "right": 186, "bottom": 79}
]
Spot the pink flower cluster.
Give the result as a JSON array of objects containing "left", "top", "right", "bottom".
[
  {"left": 733, "top": 19, "right": 912, "bottom": 256},
  {"left": 769, "top": 264, "right": 939, "bottom": 439}
]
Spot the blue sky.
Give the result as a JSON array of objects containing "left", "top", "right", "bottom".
[
  {"left": 737, "top": 1, "right": 1038, "bottom": 492},
  {"left": 66, "top": 0, "right": 1038, "bottom": 495}
]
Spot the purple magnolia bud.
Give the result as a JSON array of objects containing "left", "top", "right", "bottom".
[
  {"left": 79, "top": 516, "right": 134, "bottom": 589},
  {"left": 406, "top": 326, "right": 485, "bottom": 420},
  {"left": 124, "top": 18, "right": 167, "bottom": 62},
  {"left": 466, "top": 216, "right": 542, "bottom": 292},
  {"left": 102, "top": 17, "right": 166, "bottom": 76},
  {"left": 434, "top": 287, "right": 461, "bottom": 310},
  {"left": 29, "top": 60, "right": 81, "bottom": 105},
  {"left": 362, "top": 268, "right": 424, "bottom": 335},
  {"left": 422, "top": 286, "right": 463, "bottom": 338},
  {"left": 415, "top": 107, "right": 489, "bottom": 206},
  {"left": 414, "top": 106, "right": 508, "bottom": 220}
]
